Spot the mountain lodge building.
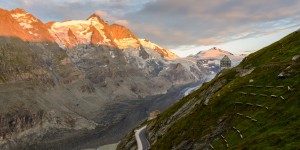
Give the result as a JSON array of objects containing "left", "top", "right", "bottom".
[{"left": 220, "top": 55, "right": 231, "bottom": 69}]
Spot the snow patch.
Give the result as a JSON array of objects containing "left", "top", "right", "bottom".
[
  {"left": 19, "top": 22, "right": 33, "bottom": 29},
  {"left": 114, "top": 38, "right": 139, "bottom": 49},
  {"left": 53, "top": 20, "right": 90, "bottom": 28},
  {"left": 11, "top": 12, "right": 38, "bottom": 30},
  {"left": 11, "top": 13, "right": 26, "bottom": 19}
]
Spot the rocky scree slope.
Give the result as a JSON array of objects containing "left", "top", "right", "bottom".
[
  {"left": 118, "top": 30, "right": 300, "bottom": 149},
  {"left": 0, "top": 8, "right": 210, "bottom": 149}
]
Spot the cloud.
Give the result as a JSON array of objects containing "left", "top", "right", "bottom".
[
  {"left": 124, "top": 0, "right": 300, "bottom": 48},
  {"left": 94, "top": 10, "right": 108, "bottom": 17},
  {"left": 115, "top": 19, "right": 129, "bottom": 26},
  {"left": 21, "top": 0, "right": 31, "bottom": 6},
  {"left": 93, "top": 10, "right": 130, "bottom": 26},
  {"left": 0, "top": 0, "right": 299, "bottom": 51},
  {"left": 0, "top": 0, "right": 154, "bottom": 22},
  {"left": 198, "top": 38, "right": 224, "bottom": 45}
]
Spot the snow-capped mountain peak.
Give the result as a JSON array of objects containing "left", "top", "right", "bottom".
[
  {"left": 87, "top": 13, "right": 104, "bottom": 22},
  {"left": 87, "top": 13, "right": 110, "bottom": 30},
  {"left": 48, "top": 14, "right": 116, "bottom": 48},
  {"left": 6, "top": 8, "right": 54, "bottom": 42},
  {"left": 196, "top": 47, "right": 233, "bottom": 59}
]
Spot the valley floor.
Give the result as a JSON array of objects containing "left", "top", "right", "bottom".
[{"left": 22, "top": 81, "right": 204, "bottom": 150}]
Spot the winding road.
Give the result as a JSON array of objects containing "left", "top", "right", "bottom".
[
  {"left": 135, "top": 126, "right": 150, "bottom": 150},
  {"left": 134, "top": 82, "right": 208, "bottom": 150}
]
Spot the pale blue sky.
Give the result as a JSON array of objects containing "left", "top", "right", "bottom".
[
  {"left": 172, "top": 26, "right": 299, "bottom": 57},
  {"left": 1, "top": 0, "right": 299, "bottom": 56}
]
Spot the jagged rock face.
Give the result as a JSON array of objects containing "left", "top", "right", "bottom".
[
  {"left": 0, "top": 9, "right": 32, "bottom": 41},
  {"left": 9, "top": 8, "right": 55, "bottom": 42},
  {"left": 87, "top": 14, "right": 118, "bottom": 47},
  {"left": 0, "top": 110, "right": 45, "bottom": 141},
  {"left": 89, "top": 25, "right": 106, "bottom": 46},
  {"left": 110, "top": 24, "right": 141, "bottom": 49},
  {"left": 67, "top": 29, "right": 78, "bottom": 48},
  {"left": 161, "top": 63, "right": 195, "bottom": 85},
  {"left": 48, "top": 17, "right": 116, "bottom": 48},
  {"left": 0, "top": 8, "right": 54, "bottom": 43},
  {"left": 0, "top": 34, "right": 99, "bottom": 145}
]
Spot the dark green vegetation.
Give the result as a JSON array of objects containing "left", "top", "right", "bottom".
[{"left": 144, "top": 30, "right": 300, "bottom": 149}]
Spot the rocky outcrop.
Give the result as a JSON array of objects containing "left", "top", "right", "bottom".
[
  {"left": 89, "top": 25, "right": 106, "bottom": 46},
  {"left": 0, "top": 110, "right": 45, "bottom": 142},
  {"left": 67, "top": 29, "right": 78, "bottom": 48}
]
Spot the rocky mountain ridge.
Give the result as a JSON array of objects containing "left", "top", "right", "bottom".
[{"left": 47, "top": 12, "right": 178, "bottom": 60}]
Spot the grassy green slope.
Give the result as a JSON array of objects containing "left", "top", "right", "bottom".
[{"left": 150, "top": 31, "right": 300, "bottom": 149}]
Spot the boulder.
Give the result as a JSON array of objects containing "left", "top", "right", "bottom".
[
  {"left": 278, "top": 71, "right": 290, "bottom": 78},
  {"left": 249, "top": 79, "right": 254, "bottom": 83},
  {"left": 292, "top": 55, "right": 300, "bottom": 61}
]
